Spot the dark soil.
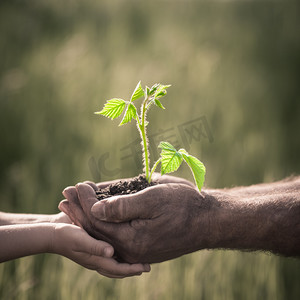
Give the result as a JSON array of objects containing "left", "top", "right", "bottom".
[{"left": 96, "top": 175, "right": 158, "bottom": 200}]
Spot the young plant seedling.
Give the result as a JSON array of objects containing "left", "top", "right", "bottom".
[{"left": 95, "top": 82, "right": 206, "bottom": 191}]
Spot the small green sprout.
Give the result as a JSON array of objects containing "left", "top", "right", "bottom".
[{"left": 95, "top": 81, "right": 206, "bottom": 191}]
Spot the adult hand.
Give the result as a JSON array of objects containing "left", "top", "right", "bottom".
[
  {"left": 51, "top": 223, "right": 150, "bottom": 278},
  {"left": 59, "top": 181, "right": 213, "bottom": 264},
  {"left": 60, "top": 175, "right": 300, "bottom": 260}
]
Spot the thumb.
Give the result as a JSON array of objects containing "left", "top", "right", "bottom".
[
  {"left": 91, "top": 186, "right": 159, "bottom": 222},
  {"left": 79, "top": 230, "right": 114, "bottom": 258}
]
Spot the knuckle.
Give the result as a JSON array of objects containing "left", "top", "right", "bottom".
[{"left": 129, "top": 219, "right": 147, "bottom": 229}]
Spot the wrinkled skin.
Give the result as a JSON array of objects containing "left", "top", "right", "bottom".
[
  {"left": 60, "top": 175, "right": 300, "bottom": 261},
  {"left": 59, "top": 175, "right": 212, "bottom": 263}
]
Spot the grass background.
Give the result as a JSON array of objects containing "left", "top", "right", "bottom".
[{"left": 0, "top": 0, "right": 299, "bottom": 299}]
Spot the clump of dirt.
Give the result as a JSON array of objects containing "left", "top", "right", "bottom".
[{"left": 96, "top": 175, "right": 158, "bottom": 200}]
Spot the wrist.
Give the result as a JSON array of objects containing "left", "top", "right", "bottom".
[
  {"left": 202, "top": 190, "right": 272, "bottom": 252},
  {"left": 207, "top": 190, "right": 245, "bottom": 250},
  {"left": 36, "top": 223, "right": 57, "bottom": 254},
  {"left": 191, "top": 189, "right": 248, "bottom": 251},
  {"left": 201, "top": 190, "right": 258, "bottom": 251},
  {"left": 49, "top": 223, "right": 66, "bottom": 255},
  {"left": 188, "top": 190, "right": 218, "bottom": 251}
]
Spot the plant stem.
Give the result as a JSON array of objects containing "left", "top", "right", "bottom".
[
  {"left": 149, "top": 158, "right": 161, "bottom": 182},
  {"left": 140, "top": 98, "right": 150, "bottom": 181}
]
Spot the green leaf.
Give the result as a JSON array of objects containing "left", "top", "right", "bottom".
[
  {"left": 119, "top": 103, "right": 137, "bottom": 126},
  {"left": 159, "top": 142, "right": 183, "bottom": 175},
  {"left": 156, "top": 91, "right": 166, "bottom": 98},
  {"left": 154, "top": 99, "right": 165, "bottom": 109},
  {"left": 158, "top": 143, "right": 206, "bottom": 190},
  {"left": 130, "top": 81, "right": 145, "bottom": 102},
  {"left": 155, "top": 84, "right": 171, "bottom": 99},
  {"left": 146, "top": 86, "right": 150, "bottom": 98},
  {"left": 149, "top": 83, "right": 159, "bottom": 95},
  {"left": 95, "top": 98, "right": 126, "bottom": 120},
  {"left": 179, "top": 149, "right": 206, "bottom": 191},
  {"left": 159, "top": 141, "right": 177, "bottom": 152}
]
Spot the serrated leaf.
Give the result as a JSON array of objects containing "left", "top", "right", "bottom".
[
  {"left": 154, "top": 99, "right": 165, "bottom": 109},
  {"left": 95, "top": 98, "right": 126, "bottom": 120},
  {"left": 159, "top": 142, "right": 183, "bottom": 175},
  {"left": 119, "top": 103, "right": 137, "bottom": 126},
  {"left": 130, "top": 81, "right": 145, "bottom": 102},
  {"left": 159, "top": 141, "right": 177, "bottom": 152},
  {"left": 179, "top": 149, "right": 206, "bottom": 191}
]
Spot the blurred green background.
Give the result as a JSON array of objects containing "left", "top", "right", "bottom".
[{"left": 1, "top": 0, "right": 300, "bottom": 299}]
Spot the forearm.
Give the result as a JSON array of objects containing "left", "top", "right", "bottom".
[
  {"left": 224, "top": 176, "right": 300, "bottom": 196},
  {"left": 201, "top": 178, "right": 300, "bottom": 256},
  {"left": 0, "top": 223, "right": 53, "bottom": 262},
  {"left": 0, "top": 212, "right": 58, "bottom": 226}
]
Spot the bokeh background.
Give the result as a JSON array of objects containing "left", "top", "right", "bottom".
[{"left": 1, "top": 0, "right": 299, "bottom": 299}]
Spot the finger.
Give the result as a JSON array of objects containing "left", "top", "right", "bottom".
[
  {"left": 91, "top": 185, "right": 164, "bottom": 222},
  {"left": 63, "top": 186, "right": 81, "bottom": 206},
  {"left": 64, "top": 187, "right": 128, "bottom": 240},
  {"left": 58, "top": 200, "right": 77, "bottom": 225},
  {"left": 58, "top": 200, "right": 70, "bottom": 215},
  {"left": 62, "top": 187, "right": 89, "bottom": 228},
  {"left": 96, "top": 271, "right": 140, "bottom": 279},
  {"left": 95, "top": 258, "right": 151, "bottom": 278},
  {"left": 91, "top": 218, "right": 128, "bottom": 243},
  {"left": 83, "top": 181, "right": 98, "bottom": 191},
  {"left": 63, "top": 187, "right": 120, "bottom": 240},
  {"left": 76, "top": 229, "right": 114, "bottom": 258},
  {"left": 76, "top": 183, "right": 99, "bottom": 220},
  {"left": 97, "top": 271, "right": 141, "bottom": 279},
  {"left": 97, "top": 264, "right": 151, "bottom": 279},
  {"left": 96, "top": 273, "right": 126, "bottom": 279},
  {"left": 75, "top": 184, "right": 136, "bottom": 241}
]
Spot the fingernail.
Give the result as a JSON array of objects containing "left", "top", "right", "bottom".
[{"left": 103, "top": 247, "right": 114, "bottom": 258}]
